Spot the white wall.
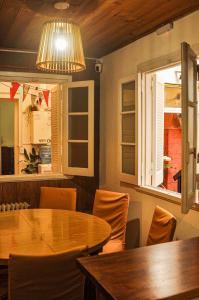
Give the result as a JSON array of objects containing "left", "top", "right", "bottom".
[{"left": 100, "top": 10, "right": 199, "bottom": 245}]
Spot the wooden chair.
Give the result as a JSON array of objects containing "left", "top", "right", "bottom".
[
  {"left": 39, "top": 187, "right": 77, "bottom": 211},
  {"left": 146, "top": 205, "right": 177, "bottom": 246},
  {"left": 8, "top": 246, "right": 87, "bottom": 300},
  {"left": 93, "top": 189, "right": 129, "bottom": 253}
]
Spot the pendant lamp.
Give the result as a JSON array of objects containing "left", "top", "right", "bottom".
[{"left": 36, "top": 19, "right": 86, "bottom": 73}]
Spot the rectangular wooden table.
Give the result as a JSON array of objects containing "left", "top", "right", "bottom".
[{"left": 77, "top": 237, "right": 199, "bottom": 300}]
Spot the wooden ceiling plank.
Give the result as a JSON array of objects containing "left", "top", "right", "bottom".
[
  {"left": 15, "top": 14, "right": 50, "bottom": 50},
  {"left": 84, "top": 1, "right": 199, "bottom": 57},
  {"left": 77, "top": 1, "right": 121, "bottom": 27},
  {"left": 4, "top": 8, "right": 36, "bottom": 48},
  {"left": 70, "top": 0, "right": 102, "bottom": 19},
  {"left": 83, "top": 0, "right": 198, "bottom": 43},
  {"left": 0, "top": 0, "right": 199, "bottom": 59},
  {"left": 93, "top": 7, "right": 199, "bottom": 57},
  {"left": 81, "top": 4, "right": 167, "bottom": 50},
  {"left": 0, "top": 0, "right": 22, "bottom": 44}
]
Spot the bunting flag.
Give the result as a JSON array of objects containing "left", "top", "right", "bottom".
[
  {"left": 3, "top": 82, "right": 50, "bottom": 104},
  {"left": 10, "top": 82, "right": 20, "bottom": 101},
  {"left": 23, "top": 84, "right": 30, "bottom": 101},
  {"left": 43, "top": 90, "right": 50, "bottom": 107}
]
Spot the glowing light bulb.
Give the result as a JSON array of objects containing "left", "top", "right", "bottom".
[{"left": 55, "top": 37, "right": 68, "bottom": 51}]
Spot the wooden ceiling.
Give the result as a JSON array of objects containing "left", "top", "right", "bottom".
[{"left": 0, "top": 0, "right": 199, "bottom": 59}]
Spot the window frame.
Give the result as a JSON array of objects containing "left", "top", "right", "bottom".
[
  {"left": 139, "top": 64, "right": 182, "bottom": 200},
  {"left": 137, "top": 44, "right": 198, "bottom": 212},
  {"left": 119, "top": 75, "right": 139, "bottom": 185},
  {"left": 0, "top": 71, "right": 71, "bottom": 182},
  {"left": 181, "top": 42, "right": 198, "bottom": 213},
  {"left": 62, "top": 80, "right": 94, "bottom": 177}
]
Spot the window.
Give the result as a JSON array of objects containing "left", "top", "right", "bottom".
[
  {"left": 120, "top": 42, "right": 198, "bottom": 213},
  {"left": 119, "top": 76, "right": 138, "bottom": 184},
  {"left": 181, "top": 42, "right": 197, "bottom": 213},
  {"left": 0, "top": 72, "right": 94, "bottom": 180},
  {"left": 62, "top": 81, "right": 94, "bottom": 176},
  {"left": 143, "top": 67, "right": 182, "bottom": 194},
  {"left": 142, "top": 42, "right": 198, "bottom": 213}
]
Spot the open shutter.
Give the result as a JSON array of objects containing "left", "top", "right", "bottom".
[
  {"left": 181, "top": 42, "right": 197, "bottom": 213},
  {"left": 62, "top": 80, "right": 94, "bottom": 176},
  {"left": 152, "top": 74, "right": 164, "bottom": 187},
  {"left": 197, "top": 65, "right": 199, "bottom": 179},
  {"left": 51, "top": 85, "right": 62, "bottom": 173},
  {"left": 119, "top": 76, "right": 138, "bottom": 185}
]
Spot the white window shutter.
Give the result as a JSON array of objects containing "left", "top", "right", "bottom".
[
  {"left": 119, "top": 76, "right": 138, "bottom": 185},
  {"left": 197, "top": 75, "right": 199, "bottom": 176},
  {"left": 61, "top": 80, "right": 94, "bottom": 177},
  {"left": 181, "top": 42, "right": 197, "bottom": 213},
  {"left": 152, "top": 74, "right": 164, "bottom": 187}
]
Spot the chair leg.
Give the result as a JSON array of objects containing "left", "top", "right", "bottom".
[{"left": 0, "top": 267, "right": 8, "bottom": 300}]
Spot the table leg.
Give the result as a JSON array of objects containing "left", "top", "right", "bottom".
[
  {"left": 84, "top": 277, "right": 96, "bottom": 300},
  {"left": 84, "top": 248, "right": 102, "bottom": 300}
]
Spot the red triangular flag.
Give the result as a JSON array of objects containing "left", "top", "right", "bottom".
[
  {"left": 10, "top": 82, "right": 20, "bottom": 101},
  {"left": 43, "top": 90, "right": 50, "bottom": 107},
  {"left": 23, "top": 84, "right": 30, "bottom": 101}
]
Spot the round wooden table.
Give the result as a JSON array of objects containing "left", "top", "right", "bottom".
[{"left": 0, "top": 209, "right": 111, "bottom": 263}]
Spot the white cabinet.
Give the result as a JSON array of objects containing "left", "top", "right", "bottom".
[{"left": 31, "top": 111, "right": 51, "bottom": 144}]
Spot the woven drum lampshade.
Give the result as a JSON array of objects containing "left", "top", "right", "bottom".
[{"left": 36, "top": 19, "right": 86, "bottom": 73}]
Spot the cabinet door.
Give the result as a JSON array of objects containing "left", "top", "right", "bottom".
[{"left": 62, "top": 81, "right": 94, "bottom": 176}]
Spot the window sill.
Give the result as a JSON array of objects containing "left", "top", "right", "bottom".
[
  {"left": 136, "top": 186, "right": 181, "bottom": 205},
  {"left": 136, "top": 186, "right": 199, "bottom": 212},
  {"left": 0, "top": 173, "right": 74, "bottom": 183},
  {"left": 121, "top": 181, "right": 181, "bottom": 205},
  {"left": 121, "top": 182, "right": 199, "bottom": 212}
]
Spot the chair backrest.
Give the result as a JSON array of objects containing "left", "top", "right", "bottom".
[
  {"left": 93, "top": 189, "right": 129, "bottom": 242},
  {"left": 146, "top": 205, "right": 177, "bottom": 246},
  {"left": 8, "top": 246, "right": 87, "bottom": 300},
  {"left": 39, "top": 187, "right": 77, "bottom": 210}
]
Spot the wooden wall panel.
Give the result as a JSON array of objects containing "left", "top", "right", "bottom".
[
  {"left": 0, "top": 178, "right": 93, "bottom": 212},
  {"left": 0, "top": 182, "right": 17, "bottom": 203}
]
